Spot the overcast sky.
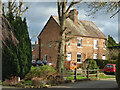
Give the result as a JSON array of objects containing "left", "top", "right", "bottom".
[{"left": 22, "top": 2, "right": 118, "bottom": 44}]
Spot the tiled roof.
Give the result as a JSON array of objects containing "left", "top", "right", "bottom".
[{"left": 52, "top": 15, "right": 106, "bottom": 39}]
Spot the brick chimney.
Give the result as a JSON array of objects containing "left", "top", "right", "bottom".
[
  {"left": 35, "top": 41, "right": 38, "bottom": 45},
  {"left": 68, "top": 9, "right": 78, "bottom": 25}
]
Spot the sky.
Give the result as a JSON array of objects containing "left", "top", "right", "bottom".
[{"left": 22, "top": 2, "right": 118, "bottom": 44}]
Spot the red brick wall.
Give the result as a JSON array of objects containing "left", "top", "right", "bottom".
[
  {"left": 66, "top": 36, "right": 106, "bottom": 67},
  {"left": 38, "top": 16, "right": 60, "bottom": 67},
  {"left": 32, "top": 46, "right": 39, "bottom": 60}
]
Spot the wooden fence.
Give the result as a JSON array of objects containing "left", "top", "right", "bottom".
[{"left": 63, "top": 68, "right": 99, "bottom": 80}]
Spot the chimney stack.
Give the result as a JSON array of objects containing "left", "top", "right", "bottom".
[
  {"left": 68, "top": 9, "right": 78, "bottom": 25},
  {"left": 35, "top": 41, "right": 38, "bottom": 45}
]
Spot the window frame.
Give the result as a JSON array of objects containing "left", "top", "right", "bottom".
[
  {"left": 32, "top": 55, "right": 36, "bottom": 60},
  {"left": 103, "top": 40, "right": 106, "bottom": 49},
  {"left": 102, "top": 54, "right": 106, "bottom": 60},
  {"left": 44, "top": 54, "right": 47, "bottom": 61},
  {"left": 67, "top": 52, "right": 71, "bottom": 61},
  {"left": 77, "top": 53, "right": 82, "bottom": 63},
  {"left": 68, "top": 40, "right": 71, "bottom": 47},
  {"left": 77, "top": 38, "right": 82, "bottom": 48},
  {"left": 94, "top": 40, "right": 98, "bottom": 49},
  {"left": 93, "top": 54, "right": 98, "bottom": 59}
]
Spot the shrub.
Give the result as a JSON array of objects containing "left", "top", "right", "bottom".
[
  {"left": 83, "top": 59, "right": 98, "bottom": 74},
  {"left": 116, "top": 53, "right": 120, "bottom": 88},
  {"left": 25, "top": 65, "right": 56, "bottom": 80},
  {"left": 31, "top": 77, "right": 46, "bottom": 88},
  {"left": 86, "top": 59, "right": 117, "bottom": 69},
  {"left": 24, "top": 65, "right": 60, "bottom": 87},
  {"left": 99, "top": 73, "right": 106, "bottom": 77}
]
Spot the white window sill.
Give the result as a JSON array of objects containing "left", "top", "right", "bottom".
[
  {"left": 103, "top": 48, "right": 106, "bottom": 50},
  {"left": 77, "top": 62, "right": 82, "bottom": 64},
  {"left": 77, "top": 46, "right": 82, "bottom": 48},
  {"left": 94, "top": 48, "right": 98, "bottom": 49}
]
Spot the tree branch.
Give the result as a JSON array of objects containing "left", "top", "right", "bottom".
[
  {"left": 110, "top": 9, "right": 120, "bottom": 18},
  {"left": 65, "top": 0, "right": 82, "bottom": 14}
]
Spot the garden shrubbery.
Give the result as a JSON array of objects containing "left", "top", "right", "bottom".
[
  {"left": 24, "top": 65, "right": 61, "bottom": 88},
  {"left": 25, "top": 65, "right": 56, "bottom": 80},
  {"left": 86, "top": 59, "right": 117, "bottom": 69},
  {"left": 83, "top": 59, "right": 98, "bottom": 74}
]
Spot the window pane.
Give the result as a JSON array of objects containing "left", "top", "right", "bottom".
[
  {"left": 77, "top": 38, "right": 82, "bottom": 47},
  {"left": 77, "top": 54, "right": 82, "bottom": 63},
  {"left": 93, "top": 54, "right": 98, "bottom": 59},
  {"left": 94, "top": 40, "right": 98, "bottom": 49},
  {"left": 67, "top": 52, "right": 71, "bottom": 61},
  {"left": 68, "top": 40, "right": 71, "bottom": 46}
]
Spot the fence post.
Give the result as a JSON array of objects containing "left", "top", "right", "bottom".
[
  {"left": 96, "top": 68, "right": 99, "bottom": 79},
  {"left": 86, "top": 67, "right": 89, "bottom": 79},
  {"left": 74, "top": 68, "right": 77, "bottom": 80},
  {"left": 61, "top": 68, "right": 63, "bottom": 80}
]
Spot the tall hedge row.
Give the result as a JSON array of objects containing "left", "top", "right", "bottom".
[{"left": 86, "top": 59, "right": 117, "bottom": 69}]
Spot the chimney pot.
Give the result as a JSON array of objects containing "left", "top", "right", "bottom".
[{"left": 68, "top": 9, "right": 78, "bottom": 26}]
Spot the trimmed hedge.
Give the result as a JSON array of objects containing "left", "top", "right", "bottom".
[
  {"left": 86, "top": 59, "right": 117, "bottom": 69},
  {"left": 116, "top": 53, "right": 120, "bottom": 88}
]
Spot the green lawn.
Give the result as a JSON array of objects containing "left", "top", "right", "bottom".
[
  {"left": 99, "top": 75, "right": 115, "bottom": 79},
  {"left": 65, "top": 75, "right": 115, "bottom": 80}
]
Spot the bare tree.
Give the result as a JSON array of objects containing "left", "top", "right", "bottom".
[
  {"left": 87, "top": 2, "right": 120, "bottom": 18},
  {"left": 1, "top": 0, "right": 28, "bottom": 48},
  {"left": 57, "top": 0, "right": 81, "bottom": 80}
]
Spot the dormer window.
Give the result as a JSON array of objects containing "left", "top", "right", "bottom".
[{"left": 77, "top": 38, "right": 82, "bottom": 47}]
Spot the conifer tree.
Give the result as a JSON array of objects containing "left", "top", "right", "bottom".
[{"left": 107, "top": 35, "right": 117, "bottom": 47}]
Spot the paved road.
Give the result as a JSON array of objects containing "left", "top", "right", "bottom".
[{"left": 50, "top": 79, "right": 118, "bottom": 88}]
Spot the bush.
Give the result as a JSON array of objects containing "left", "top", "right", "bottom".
[
  {"left": 25, "top": 65, "right": 56, "bottom": 80},
  {"left": 83, "top": 59, "right": 98, "bottom": 74},
  {"left": 116, "top": 53, "right": 120, "bottom": 88},
  {"left": 86, "top": 59, "right": 117, "bottom": 69},
  {"left": 24, "top": 65, "right": 60, "bottom": 87},
  {"left": 99, "top": 73, "right": 106, "bottom": 77}
]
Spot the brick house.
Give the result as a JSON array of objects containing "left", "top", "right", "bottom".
[{"left": 34, "top": 9, "right": 107, "bottom": 69}]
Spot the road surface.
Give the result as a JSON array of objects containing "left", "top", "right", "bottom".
[{"left": 50, "top": 79, "right": 118, "bottom": 88}]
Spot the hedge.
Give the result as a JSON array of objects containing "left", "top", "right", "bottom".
[
  {"left": 86, "top": 59, "right": 117, "bottom": 69},
  {"left": 116, "top": 53, "right": 120, "bottom": 88}
]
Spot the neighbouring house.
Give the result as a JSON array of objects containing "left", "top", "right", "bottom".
[
  {"left": 35, "top": 9, "right": 107, "bottom": 69},
  {"left": 32, "top": 41, "right": 39, "bottom": 61}
]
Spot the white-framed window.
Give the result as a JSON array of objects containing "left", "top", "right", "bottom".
[
  {"left": 68, "top": 40, "right": 71, "bottom": 47},
  {"left": 44, "top": 55, "right": 47, "bottom": 60},
  {"left": 77, "top": 38, "right": 82, "bottom": 47},
  {"left": 32, "top": 55, "right": 36, "bottom": 60},
  {"left": 93, "top": 54, "right": 98, "bottom": 59},
  {"left": 67, "top": 52, "right": 71, "bottom": 61},
  {"left": 94, "top": 40, "right": 98, "bottom": 49},
  {"left": 102, "top": 55, "right": 106, "bottom": 60},
  {"left": 103, "top": 40, "right": 105, "bottom": 48},
  {"left": 77, "top": 53, "right": 82, "bottom": 63}
]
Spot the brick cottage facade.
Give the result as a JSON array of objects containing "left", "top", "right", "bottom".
[{"left": 33, "top": 9, "right": 107, "bottom": 69}]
